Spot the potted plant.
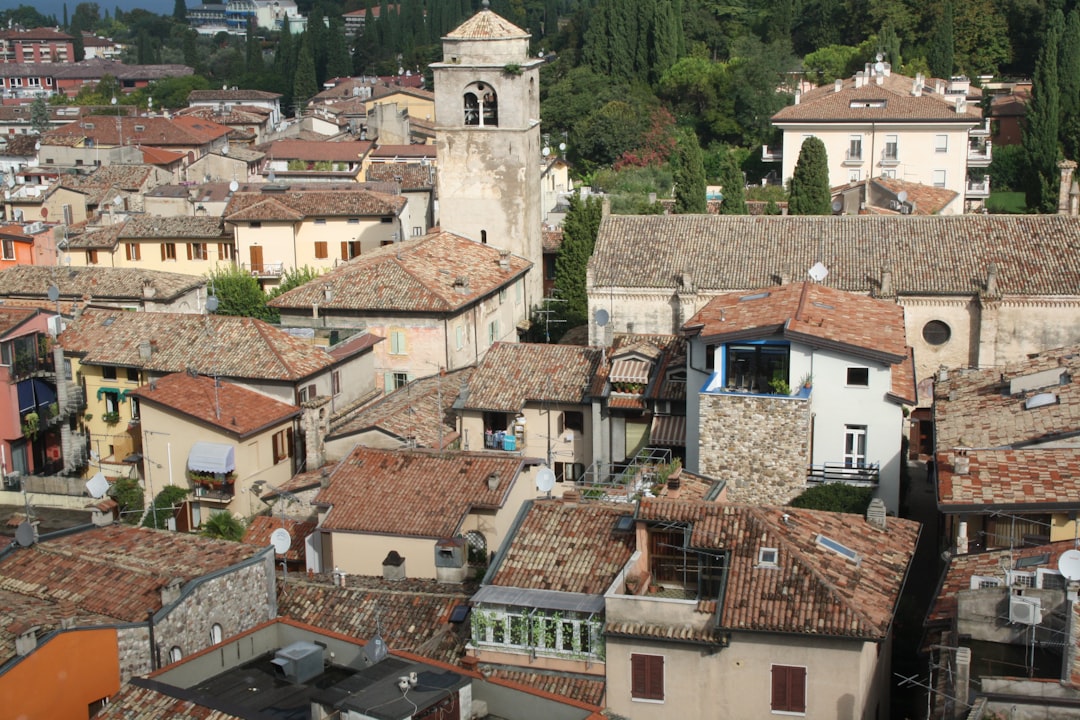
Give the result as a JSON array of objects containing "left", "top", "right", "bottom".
[
  {"left": 21, "top": 412, "right": 39, "bottom": 439},
  {"left": 102, "top": 411, "right": 121, "bottom": 424},
  {"left": 799, "top": 373, "right": 813, "bottom": 389}
]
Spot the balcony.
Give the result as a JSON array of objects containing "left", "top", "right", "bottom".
[
  {"left": 806, "top": 461, "right": 880, "bottom": 486},
  {"left": 243, "top": 262, "right": 284, "bottom": 278},
  {"left": 881, "top": 148, "right": 900, "bottom": 167},
  {"left": 761, "top": 144, "right": 782, "bottom": 163},
  {"left": 968, "top": 139, "right": 992, "bottom": 167},
  {"left": 842, "top": 149, "right": 864, "bottom": 166},
  {"left": 970, "top": 118, "right": 992, "bottom": 137},
  {"left": 966, "top": 176, "right": 991, "bottom": 198}
]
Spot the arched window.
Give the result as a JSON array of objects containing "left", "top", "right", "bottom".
[
  {"left": 210, "top": 623, "right": 223, "bottom": 645},
  {"left": 463, "top": 83, "right": 498, "bottom": 127},
  {"left": 169, "top": 646, "right": 183, "bottom": 664},
  {"left": 480, "top": 230, "right": 487, "bottom": 244}
]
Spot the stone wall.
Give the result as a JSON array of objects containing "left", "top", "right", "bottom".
[{"left": 698, "top": 393, "right": 810, "bottom": 505}]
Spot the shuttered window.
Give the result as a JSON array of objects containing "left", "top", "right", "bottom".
[
  {"left": 630, "top": 654, "right": 663, "bottom": 701},
  {"left": 771, "top": 665, "right": 806, "bottom": 713}
]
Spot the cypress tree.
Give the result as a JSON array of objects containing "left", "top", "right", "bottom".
[
  {"left": 927, "top": 1, "right": 954, "bottom": 80},
  {"left": 293, "top": 32, "right": 318, "bottom": 115},
  {"left": 183, "top": 29, "right": 199, "bottom": 71},
  {"left": 787, "top": 137, "right": 832, "bottom": 215},
  {"left": 1059, "top": 7, "right": 1080, "bottom": 158},
  {"left": 880, "top": 21, "right": 902, "bottom": 69},
  {"left": 1024, "top": 9, "right": 1064, "bottom": 211},
  {"left": 673, "top": 131, "right": 707, "bottom": 214},
  {"left": 326, "top": 16, "right": 352, "bottom": 79},
  {"left": 716, "top": 150, "right": 747, "bottom": 214},
  {"left": 174, "top": 0, "right": 187, "bottom": 23},
  {"left": 63, "top": 4, "right": 68, "bottom": 28},
  {"left": 308, "top": 8, "right": 328, "bottom": 86},
  {"left": 553, "top": 194, "right": 604, "bottom": 329},
  {"left": 70, "top": 18, "right": 85, "bottom": 62}
]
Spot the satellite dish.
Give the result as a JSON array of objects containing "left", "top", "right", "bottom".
[
  {"left": 808, "top": 261, "right": 829, "bottom": 282},
  {"left": 85, "top": 471, "right": 109, "bottom": 499},
  {"left": 594, "top": 308, "right": 609, "bottom": 327},
  {"left": 221, "top": 144, "right": 229, "bottom": 155},
  {"left": 897, "top": 190, "right": 908, "bottom": 202},
  {"left": 113, "top": 195, "right": 123, "bottom": 207},
  {"left": 110, "top": 96, "right": 117, "bottom": 106},
  {"left": 559, "top": 142, "right": 566, "bottom": 153},
  {"left": 831, "top": 199, "right": 843, "bottom": 212},
  {"left": 1058, "top": 549, "right": 1080, "bottom": 581},
  {"left": 47, "top": 284, "right": 59, "bottom": 302},
  {"left": 14, "top": 521, "right": 34, "bottom": 548},
  {"left": 206, "top": 295, "right": 219, "bottom": 313},
  {"left": 270, "top": 527, "right": 291, "bottom": 555},
  {"left": 90, "top": 449, "right": 100, "bottom": 462},
  {"left": 542, "top": 147, "right": 550, "bottom": 157},
  {"left": 362, "top": 632, "right": 388, "bottom": 664},
  {"left": 536, "top": 467, "right": 556, "bottom": 493},
  {"left": 229, "top": 179, "right": 239, "bottom": 192}
]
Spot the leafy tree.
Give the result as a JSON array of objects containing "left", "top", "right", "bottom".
[
  {"left": 71, "top": 2, "right": 100, "bottom": 33},
  {"left": 954, "top": 0, "right": 1011, "bottom": 77},
  {"left": 142, "top": 74, "right": 210, "bottom": 109},
  {"left": 802, "top": 44, "right": 860, "bottom": 86},
  {"left": 986, "top": 143, "right": 1026, "bottom": 192},
  {"left": 729, "top": 37, "right": 796, "bottom": 148},
  {"left": 0, "top": 6, "right": 58, "bottom": 28},
  {"left": 715, "top": 148, "right": 747, "bottom": 214},
  {"left": 583, "top": 0, "right": 684, "bottom": 84},
  {"left": 207, "top": 266, "right": 275, "bottom": 321},
  {"left": 70, "top": 18, "right": 86, "bottom": 62},
  {"left": 111, "top": 475, "right": 144, "bottom": 524},
  {"left": 202, "top": 511, "right": 246, "bottom": 541},
  {"left": 173, "top": 0, "right": 187, "bottom": 22},
  {"left": 787, "top": 136, "right": 832, "bottom": 215},
  {"left": 672, "top": 130, "right": 707, "bottom": 214},
  {"left": 326, "top": 16, "right": 353, "bottom": 80},
  {"left": 553, "top": 193, "right": 604, "bottom": 331},
  {"left": 571, "top": 100, "right": 649, "bottom": 173},
  {"left": 789, "top": 484, "right": 874, "bottom": 514},
  {"left": 1024, "top": 9, "right": 1063, "bottom": 213},
  {"left": 292, "top": 32, "right": 318, "bottom": 114},
  {"left": 927, "top": 1, "right": 955, "bottom": 80},
  {"left": 29, "top": 97, "right": 51, "bottom": 135},
  {"left": 764, "top": 198, "right": 783, "bottom": 215},
  {"left": 141, "top": 485, "right": 189, "bottom": 530}
]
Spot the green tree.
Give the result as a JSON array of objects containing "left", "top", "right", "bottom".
[
  {"left": 802, "top": 44, "right": 860, "bottom": 86},
  {"left": 142, "top": 74, "right": 210, "bottom": 110},
  {"left": 879, "top": 21, "right": 902, "bottom": 70},
  {"left": 789, "top": 484, "right": 874, "bottom": 514},
  {"left": 1060, "top": 8, "right": 1080, "bottom": 158},
  {"left": 571, "top": 100, "right": 649, "bottom": 173},
  {"left": 927, "top": 1, "right": 955, "bottom": 79},
  {"left": 1024, "top": 9, "right": 1064, "bottom": 212},
  {"left": 553, "top": 193, "right": 604, "bottom": 330},
  {"left": 207, "top": 266, "right": 274, "bottom": 320},
  {"left": 292, "top": 32, "right": 318, "bottom": 114},
  {"left": 326, "top": 16, "right": 353, "bottom": 80},
  {"left": 70, "top": 18, "right": 85, "bottom": 62},
  {"left": 787, "top": 136, "right": 832, "bottom": 215},
  {"left": 672, "top": 130, "right": 707, "bottom": 213},
  {"left": 141, "top": 485, "right": 189, "bottom": 530},
  {"left": 29, "top": 97, "right": 51, "bottom": 135},
  {"left": 110, "top": 475, "right": 144, "bottom": 525},
  {"left": 202, "top": 511, "right": 246, "bottom": 541},
  {"left": 715, "top": 148, "right": 747, "bottom": 214},
  {"left": 173, "top": 0, "right": 187, "bottom": 22}
]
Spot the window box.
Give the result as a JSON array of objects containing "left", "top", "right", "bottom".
[{"left": 102, "top": 411, "right": 121, "bottom": 424}]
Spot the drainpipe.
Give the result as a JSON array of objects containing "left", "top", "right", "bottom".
[{"left": 147, "top": 608, "right": 158, "bottom": 671}]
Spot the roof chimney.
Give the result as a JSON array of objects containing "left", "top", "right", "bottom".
[
  {"left": 138, "top": 340, "right": 152, "bottom": 361},
  {"left": 142, "top": 279, "right": 156, "bottom": 298},
  {"left": 13, "top": 626, "right": 38, "bottom": 657},
  {"left": 382, "top": 550, "right": 406, "bottom": 581},
  {"left": 498, "top": 249, "right": 510, "bottom": 270},
  {"left": 487, "top": 472, "right": 499, "bottom": 491},
  {"left": 866, "top": 498, "right": 887, "bottom": 530},
  {"left": 794, "top": 89, "right": 801, "bottom": 105},
  {"left": 984, "top": 263, "right": 999, "bottom": 298},
  {"left": 160, "top": 577, "right": 183, "bottom": 607},
  {"left": 953, "top": 449, "right": 970, "bottom": 475},
  {"left": 878, "top": 267, "right": 894, "bottom": 298},
  {"left": 323, "top": 284, "right": 333, "bottom": 303},
  {"left": 954, "top": 97, "right": 966, "bottom": 114},
  {"left": 935, "top": 80, "right": 945, "bottom": 95},
  {"left": 834, "top": 78, "right": 842, "bottom": 93},
  {"left": 1058, "top": 159, "right": 1078, "bottom": 214},
  {"left": 912, "top": 78, "right": 922, "bottom": 97}
]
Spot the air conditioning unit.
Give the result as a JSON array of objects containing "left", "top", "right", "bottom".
[{"left": 1009, "top": 595, "right": 1042, "bottom": 625}]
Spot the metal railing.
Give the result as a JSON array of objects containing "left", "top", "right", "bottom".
[{"left": 806, "top": 461, "right": 880, "bottom": 485}]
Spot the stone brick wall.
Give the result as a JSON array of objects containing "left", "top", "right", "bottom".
[
  {"left": 698, "top": 393, "right": 810, "bottom": 505},
  {"left": 114, "top": 552, "right": 276, "bottom": 681}
]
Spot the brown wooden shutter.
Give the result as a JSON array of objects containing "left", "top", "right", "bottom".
[
  {"left": 160, "top": 243, "right": 166, "bottom": 261},
  {"left": 789, "top": 666, "right": 806, "bottom": 712},
  {"left": 186, "top": 243, "right": 192, "bottom": 260},
  {"left": 631, "top": 655, "right": 648, "bottom": 698},
  {"left": 341, "top": 241, "right": 348, "bottom": 259}
]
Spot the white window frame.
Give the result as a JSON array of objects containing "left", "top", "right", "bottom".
[
  {"left": 848, "top": 134, "right": 862, "bottom": 160},
  {"left": 884, "top": 135, "right": 898, "bottom": 160},
  {"left": 933, "top": 170, "right": 947, "bottom": 187},
  {"left": 843, "top": 425, "right": 867, "bottom": 467},
  {"left": 935, "top": 135, "right": 948, "bottom": 153}
]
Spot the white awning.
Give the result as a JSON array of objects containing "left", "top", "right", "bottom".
[{"left": 187, "top": 442, "right": 236, "bottom": 474}]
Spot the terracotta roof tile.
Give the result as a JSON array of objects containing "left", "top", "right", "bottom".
[
  {"left": 0, "top": 28, "right": 73, "bottom": 41},
  {"left": 60, "top": 309, "right": 335, "bottom": 382},
  {"left": 773, "top": 72, "right": 982, "bottom": 123},
  {"left": 937, "top": 448, "right": 1080, "bottom": 509},
  {"left": 446, "top": 9, "right": 529, "bottom": 39},
  {"left": 590, "top": 215, "right": 1080, "bottom": 297},
  {"left": 684, "top": 282, "right": 909, "bottom": 364},
  {"left": 330, "top": 368, "right": 472, "bottom": 449},
  {"left": 483, "top": 668, "right": 605, "bottom": 707},
  {"left": 277, "top": 575, "right": 471, "bottom": 665},
  {"left": 129, "top": 373, "right": 300, "bottom": 438},
  {"left": 0, "top": 265, "right": 204, "bottom": 302},
  {"left": 224, "top": 187, "right": 403, "bottom": 221},
  {"left": 254, "top": 139, "right": 371, "bottom": 163},
  {"left": 117, "top": 215, "right": 227, "bottom": 239},
  {"left": 96, "top": 683, "right": 241, "bottom": 720},
  {"left": 45, "top": 115, "right": 221, "bottom": 147},
  {"left": 637, "top": 500, "right": 920, "bottom": 639},
  {"left": 242, "top": 516, "right": 316, "bottom": 562},
  {"left": 188, "top": 89, "right": 282, "bottom": 102},
  {"left": 368, "top": 145, "right": 438, "bottom": 160},
  {"left": 463, "top": 343, "right": 604, "bottom": 413},
  {"left": 315, "top": 447, "right": 525, "bottom": 537},
  {"left": 366, "top": 162, "right": 435, "bottom": 189},
  {"left": 268, "top": 231, "right": 530, "bottom": 313},
  {"left": 871, "top": 177, "right": 959, "bottom": 215},
  {"left": 542, "top": 228, "right": 563, "bottom": 253},
  {"left": 933, "top": 345, "right": 1080, "bottom": 449},
  {"left": 605, "top": 620, "right": 728, "bottom": 646},
  {"left": 0, "top": 307, "right": 39, "bottom": 336},
  {"left": 488, "top": 500, "right": 635, "bottom": 594}
]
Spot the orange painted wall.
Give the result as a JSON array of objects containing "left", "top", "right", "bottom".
[{"left": 1, "top": 627, "right": 120, "bottom": 720}]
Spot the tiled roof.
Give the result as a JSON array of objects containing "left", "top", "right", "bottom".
[
  {"left": 138, "top": 146, "right": 186, "bottom": 166},
  {"left": 589, "top": 214, "right": 1080, "bottom": 296},
  {"left": 368, "top": 144, "right": 438, "bottom": 160},
  {"left": 0, "top": 265, "right": 205, "bottom": 302},
  {"left": 684, "top": 282, "right": 909, "bottom": 364},
  {"left": 242, "top": 516, "right": 316, "bottom": 562},
  {"left": 366, "top": 162, "right": 435, "bottom": 189},
  {"left": 51, "top": 60, "right": 193, "bottom": 81},
  {"left": 0, "top": 525, "right": 264, "bottom": 663},
  {"left": 66, "top": 223, "right": 123, "bottom": 250},
  {"left": 462, "top": 343, "right": 604, "bottom": 413},
  {"left": 933, "top": 345, "right": 1080, "bottom": 449},
  {"left": 176, "top": 105, "right": 272, "bottom": 126},
  {"left": 871, "top": 177, "right": 959, "bottom": 215},
  {"left": 96, "top": 683, "right": 241, "bottom": 720},
  {"left": 117, "top": 215, "right": 227, "bottom": 239},
  {"left": 446, "top": 9, "right": 529, "bottom": 39},
  {"left": 637, "top": 500, "right": 920, "bottom": 639},
  {"left": 0, "top": 589, "right": 117, "bottom": 667},
  {"left": 277, "top": 575, "right": 471, "bottom": 665},
  {"left": 268, "top": 231, "right": 530, "bottom": 313},
  {"left": 542, "top": 228, "right": 563, "bottom": 253},
  {"left": 129, "top": 373, "right": 300, "bottom": 438},
  {"left": 0, "top": 28, "right": 73, "bottom": 40},
  {"left": 255, "top": 139, "right": 371, "bottom": 162},
  {"left": 315, "top": 447, "right": 525, "bottom": 537},
  {"left": 891, "top": 347, "right": 918, "bottom": 404},
  {"left": 773, "top": 72, "right": 982, "bottom": 123},
  {"left": 0, "top": 307, "right": 38, "bottom": 336},
  {"left": 188, "top": 89, "right": 282, "bottom": 102},
  {"left": 224, "top": 187, "right": 403, "bottom": 221},
  {"left": 45, "top": 115, "right": 220, "bottom": 147},
  {"left": 487, "top": 499, "right": 635, "bottom": 594},
  {"left": 60, "top": 309, "right": 335, "bottom": 382},
  {"left": 482, "top": 668, "right": 605, "bottom": 707},
  {"left": 605, "top": 620, "right": 728, "bottom": 646},
  {"left": 62, "top": 163, "right": 158, "bottom": 191},
  {"left": 329, "top": 368, "right": 473, "bottom": 449},
  {"left": 937, "top": 448, "right": 1080, "bottom": 510},
  {"left": 0, "top": 134, "right": 40, "bottom": 157}
]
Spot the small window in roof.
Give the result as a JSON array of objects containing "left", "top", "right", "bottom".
[
  {"left": 614, "top": 515, "right": 635, "bottom": 533},
  {"left": 739, "top": 292, "right": 770, "bottom": 302},
  {"left": 816, "top": 534, "right": 859, "bottom": 563},
  {"left": 758, "top": 547, "right": 778, "bottom": 566}
]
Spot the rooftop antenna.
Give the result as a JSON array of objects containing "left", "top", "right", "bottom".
[{"left": 205, "top": 287, "right": 221, "bottom": 420}]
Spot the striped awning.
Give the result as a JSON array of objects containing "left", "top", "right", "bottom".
[
  {"left": 650, "top": 415, "right": 686, "bottom": 447},
  {"left": 610, "top": 359, "right": 650, "bottom": 384},
  {"left": 187, "top": 442, "right": 236, "bottom": 474}
]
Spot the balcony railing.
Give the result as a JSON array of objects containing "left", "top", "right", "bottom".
[
  {"left": 806, "top": 461, "right": 880, "bottom": 486},
  {"left": 243, "top": 262, "right": 284, "bottom": 278},
  {"left": 761, "top": 144, "right": 782, "bottom": 162},
  {"left": 881, "top": 148, "right": 900, "bottom": 166},
  {"left": 842, "top": 149, "right": 864, "bottom": 166},
  {"left": 10, "top": 351, "right": 54, "bottom": 381},
  {"left": 968, "top": 140, "right": 992, "bottom": 167},
  {"left": 970, "top": 118, "right": 992, "bottom": 137},
  {"left": 966, "top": 177, "right": 991, "bottom": 198}
]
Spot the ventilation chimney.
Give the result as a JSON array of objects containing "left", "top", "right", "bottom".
[
  {"left": 138, "top": 340, "right": 152, "bottom": 361},
  {"left": 382, "top": 550, "right": 406, "bottom": 581},
  {"left": 878, "top": 267, "right": 894, "bottom": 298},
  {"left": 935, "top": 80, "right": 945, "bottom": 95},
  {"left": 866, "top": 498, "right": 887, "bottom": 530},
  {"left": 794, "top": 89, "right": 801, "bottom": 105},
  {"left": 13, "top": 625, "right": 38, "bottom": 656},
  {"left": 984, "top": 263, "right": 999, "bottom": 298},
  {"left": 160, "top": 577, "right": 183, "bottom": 606},
  {"left": 953, "top": 449, "right": 970, "bottom": 475},
  {"left": 498, "top": 249, "right": 510, "bottom": 270},
  {"left": 322, "top": 284, "right": 333, "bottom": 303},
  {"left": 911, "top": 78, "right": 922, "bottom": 97},
  {"left": 142, "top": 279, "right": 157, "bottom": 298},
  {"left": 834, "top": 78, "right": 842, "bottom": 93},
  {"left": 1058, "top": 160, "right": 1077, "bottom": 214},
  {"left": 487, "top": 472, "right": 499, "bottom": 491},
  {"left": 954, "top": 97, "right": 966, "bottom": 114},
  {"left": 452, "top": 276, "right": 470, "bottom": 294}
]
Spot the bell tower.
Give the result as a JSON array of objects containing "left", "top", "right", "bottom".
[{"left": 432, "top": 2, "right": 544, "bottom": 306}]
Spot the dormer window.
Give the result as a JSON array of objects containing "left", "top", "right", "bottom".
[{"left": 850, "top": 99, "right": 887, "bottom": 108}]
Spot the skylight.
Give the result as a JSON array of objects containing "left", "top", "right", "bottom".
[
  {"left": 739, "top": 292, "right": 769, "bottom": 302},
  {"left": 850, "top": 99, "right": 887, "bottom": 108},
  {"left": 816, "top": 534, "right": 859, "bottom": 563}
]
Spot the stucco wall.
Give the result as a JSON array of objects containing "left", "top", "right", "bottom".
[{"left": 698, "top": 393, "right": 810, "bottom": 505}]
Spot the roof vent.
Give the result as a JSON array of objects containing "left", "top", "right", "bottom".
[
  {"left": 866, "top": 498, "right": 887, "bottom": 530},
  {"left": 487, "top": 472, "right": 499, "bottom": 491},
  {"left": 953, "top": 451, "right": 970, "bottom": 475},
  {"left": 138, "top": 340, "right": 152, "bottom": 360},
  {"left": 834, "top": 78, "right": 842, "bottom": 93},
  {"left": 453, "top": 276, "right": 470, "bottom": 294},
  {"left": 270, "top": 641, "right": 324, "bottom": 684}
]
